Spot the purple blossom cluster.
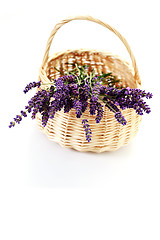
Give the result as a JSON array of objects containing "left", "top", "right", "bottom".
[
  {"left": 9, "top": 64, "right": 152, "bottom": 142},
  {"left": 101, "top": 87, "right": 152, "bottom": 124},
  {"left": 82, "top": 119, "right": 92, "bottom": 142},
  {"left": 23, "top": 81, "right": 41, "bottom": 94}
]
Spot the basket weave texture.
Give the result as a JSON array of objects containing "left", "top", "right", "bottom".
[{"left": 36, "top": 16, "right": 142, "bottom": 152}]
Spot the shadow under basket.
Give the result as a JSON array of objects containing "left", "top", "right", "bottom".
[{"left": 36, "top": 16, "right": 142, "bottom": 152}]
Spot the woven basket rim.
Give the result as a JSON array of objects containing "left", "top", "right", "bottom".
[
  {"left": 39, "top": 48, "right": 140, "bottom": 87},
  {"left": 50, "top": 48, "right": 133, "bottom": 66}
]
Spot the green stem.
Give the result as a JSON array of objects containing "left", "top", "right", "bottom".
[
  {"left": 75, "top": 63, "right": 82, "bottom": 85},
  {"left": 99, "top": 96, "right": 117, "bottom": 113},
  {"left": 54, "top": 67, "right": 64, "bottom": 75},
  {"left": 81, "top": 113, "right": 85, "bottom": 119},
  {"left": 104, "top": 101, "right": 116, "bottom": 113}
]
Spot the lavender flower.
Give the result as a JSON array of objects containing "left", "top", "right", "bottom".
[
  {"left": 61, "top": 74, "right": 76, "bottom": 84},
  {"left": 82, "top": 119, "right": 92, "bottom": 142},
  {"left": 64, "top": 98, "right": 73, "bottom": 113},
  {"left": 74, "top": 100, "right": 82, "bottom": 118},
  {"left": 115, "top": 112, "right": 127, "bottom": 125},
  {"left": 9, "top": 89, "right": 48, "bottom": 128},
  {"left": 102, "top": 86, "right": 152, "bottom": 119},
  {"left": 49, "top": 100, "right": 58, "bottom": 119},
  {"left": 31, "top": 108, "right": 38, "bottom": 119},
  {"left": 91, "top": 81, "right": 102, "bottom": 102},
  {"left": 20, "top": 111, "right": 27, "bottom": 117},
  {"left": 9, "top": 121, "right": 15, "bottom": 128},
  {"left": 146, "top": 92, "right": 153, "bottom": 99},
  {"left": 103, "top": 97, "right": 119, "bottom": 112},
  {"left": 89, "top": 99, "right": 97, "bottom": 115},
  {"left": 95, "top": 102, "right": 104, "bottom": 123},
  {"left": 23, "top": 81, "right": 41, "bottom": 94},
  {"left": 81, "top": 101, "right": 88, "bottom": 113},
  {"left": 79, "top": 84, "right": 90, "bottom": 101},
  {"left": 9, "top": 114, "right": 23, "bottom": 128},
  {"left": 55, "top": 77, "right": 64, "bottom": 89},
  {"left": 70, "top": 83, "right": 79, "bottom": 96},
  {"left": 42, "top": 111, "right": 49, "bottom": 127},
  {"left": 49, "top": 98, "right": 65, "bottom": 119}
]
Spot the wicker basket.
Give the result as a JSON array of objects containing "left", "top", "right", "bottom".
[{"left": 36, "top": 16, "right": 142, "bottom": 152}]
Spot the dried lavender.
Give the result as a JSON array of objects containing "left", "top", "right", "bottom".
[
  {"left": 74, "top": 100, "right": 82, "bottom": 118},
  {"left": 23, "top": 81, "right": 41, "bottom": 94},
  {"left": 115, "top": 112, "right": 127, "bottom": 125},
  {"left": 95, "top": 102, "right": 104, "bottom": 123},
  {"left": 9, "top": 63, "right": 152, "bottom": 142},
  {"left": 82, "top": 119, "right": 92, "bottom": 142}
]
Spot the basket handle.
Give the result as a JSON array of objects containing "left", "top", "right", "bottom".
[{"left": 42, "top": 15, "right": 141, "bottom": 85}]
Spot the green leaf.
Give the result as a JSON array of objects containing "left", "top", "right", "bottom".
[{"left": 98, "top": 72, "right": 113, "bottom": 79}]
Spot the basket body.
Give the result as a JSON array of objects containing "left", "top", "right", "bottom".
[{"left": 36, "top": 49, "right": 142, "bottom": 152}]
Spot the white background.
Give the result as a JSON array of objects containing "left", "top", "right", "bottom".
[{"left": 1, "top": 0, "right": 160, "bottom": 239}]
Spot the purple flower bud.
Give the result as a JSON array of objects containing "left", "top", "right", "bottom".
[
  {"left": 82, "top": 119, "right": 92, "bottom": 142},
  {"left": 115, "top": 112, "right": 127, "bottom": 125},
  {"left": 74, "top": 100, "right": 82, "bottom": 118},
  {"left": 23, "top": 81, "right": 41, "bottom": 94},
  {"left": 9, "top": 121, "right": 15, "bottom": 128},
  {"left": 20, "top": 111, "right": 27, "bottom": 117},
  {"left": 95, "top": 102, "right": 104, "bottom": 123}
]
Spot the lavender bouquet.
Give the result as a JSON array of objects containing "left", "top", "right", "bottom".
[{"left": 9, "top": 63, "right": 152, "bottom": 142}]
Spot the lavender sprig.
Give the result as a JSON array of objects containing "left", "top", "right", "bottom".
[
  {"left": 82, "top": 119, "right": 92, "bottom": 142},
  {"left": 23, "top": 81, "right": 41, "bottom": 94}
]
